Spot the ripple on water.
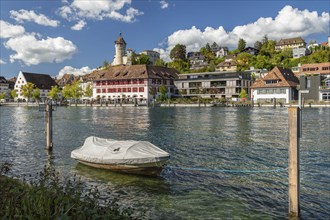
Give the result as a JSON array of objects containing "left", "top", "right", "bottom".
[{"left": 0, "top": 106, "right": 329, "bottom": 219}]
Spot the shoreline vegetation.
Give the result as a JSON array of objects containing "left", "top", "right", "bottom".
[{"left": 0, "top": 162, "right": 139, "bottom": 220}]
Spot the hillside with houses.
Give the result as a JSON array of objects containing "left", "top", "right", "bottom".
[{"left": 1, "top": 34, "right": 329, "bottom": 105}]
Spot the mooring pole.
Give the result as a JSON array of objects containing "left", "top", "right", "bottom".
[
  {"left": 288, "top": 107, "right": 300, "bottom": 218},
  {"left": 46, "top": 101, "right": 53, "bottom": 151}
]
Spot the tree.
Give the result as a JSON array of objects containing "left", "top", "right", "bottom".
[
  {"left": 154, "top": 59, "right": 166, "bottom": 67},
  {"left": 170, "top": 44, "right": 186, "bottom": 61},
  {"left": 10, "top": 89, "right": 17, "bottom": 100},
  {"left": 239, "top": 89, "right": 248, "bottom": 99},
  {"left": 211, "top": 42, "right": 219, "bottom": 51},
  {"left": 71, "top": 81, "right": 83, "bottom": 106},
  {"left": 262, "top": 35, "right": 269, "bottom": 46},
  {"left": 236, "top": 52, "right": 254, "bottom": 71},
  {"left": 0, "top": 92, "right": 6, "bottom": 100},
  {"left": 21, "top": 82, "right": 35, "bottom": 102},
  {"left": 238, "top": 38, "right": 246, "bottom": 51},
  {"left": 62, "top": 84, "right": 72, "bottom": 100},
  {"left": 137, "top": 54, "right": 150, "bottom": 65},
  {"left": 84, "top": 84, "right": 93, "bottom": 99},
  {"left": 254, "top": 41, "right": 262, "bottom": 50},
  {"left": 131, "top": 51, "right": 138, "bottom": 65},
  {"left": 205, "top": 43, "right": 211, "bottom": 52},
  {"left": 32, "top": 88, "right": 40, "bottom": 102},
  {"left": 167, "top": 60, "right": 189, "bottom": 73},
  {"left": 103, "top": 60, "right": 109, "bottom": 68},
  {"left": 48, "top": 85, "right": 60, "bottom": 100},
  {"left": 159, "top": 84, "right": 168, "bottom": 101}
]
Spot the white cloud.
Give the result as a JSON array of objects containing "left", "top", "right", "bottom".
[
  {"left": 0, "top": 59, "right": 6, "bottom": 65},
  {"left": 58, "top": 66, "right": 94, "bottom": 78},
  {"left": 160, "top": 1, "right": 168, "bottom": 9},
  {"left": 71, "top": 20, "right": 86, "bottom": 30},
  {"left": 0, "top": 20, "right": 25, "bottom": 38},
  {"left": 155, "top": 5, "right": 329, "bottom": 61},
  {"left": 57, "top": 0, "right": 143, "bottom": 23},
  {"left": 4, "top": 33, "right": 77, "bottom": 66},
  {"left": 10, "top": 9, "right": 60, "bottom": 27}
]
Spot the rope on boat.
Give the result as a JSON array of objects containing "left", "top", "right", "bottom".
[{"left": 166, "top": 166, "right": 288, "bottom": 174}]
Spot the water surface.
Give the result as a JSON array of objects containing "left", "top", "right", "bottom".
[{"left": 0, "top": 106, "right": 329, "bottom": 219}]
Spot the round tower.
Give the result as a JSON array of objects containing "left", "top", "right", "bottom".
[{"left": 114, "top": 33, "right": 126, "bottom": 65}]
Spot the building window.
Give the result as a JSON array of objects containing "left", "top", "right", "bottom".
[
  {"left": 265, "top": 80, "right": 277, "bottom": 84},
  {"left": 96, "top": 89, "right": 101, "bottom": 93},
  {"left": 123, "top": 88, "right": 127, "bottom": 92},
  {"left": 280, "top": 89, "right": 286, "bottom": 94},
  {"left": 133, "top": 88, "right": 138, "bottom": 92},
  {"left": 139, "top": 87, "right": 144, "bottom": 92},
  {"left": 139, "top": 79, "right": 144, "bottom": 84},
  {"left": 128, "top": 88, "right": 131, "bottom": 92},
  {"left": 322, "top": 93, "right": 330, "bottom": 101}
]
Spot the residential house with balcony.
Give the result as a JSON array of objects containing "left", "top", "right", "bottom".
[
  {"left": 174, "top": 71, "right": 251, "bottom": 99},
  {"left": 251, "top": 67, "right": 299, "bottom": 104},
  {"left": 90, "top": 64, "right": 178, "bottom": 103},
  {"left": 215, "top": 47, "right": 229, "bottom": 58},
  {"left": 14, "top": 71, "right": 57, "bottom": 101},
  {"left": 187, "top": 52, "right": 209, "bottom": 70},
  {"left": 216, "top": 55, "right": 237, "bottom": 72},
  {"left": 241, "top": 47, "right": 259, "bottom": 55},
  {"left": 298, "top": 62, "right": 330, "bottom": 102},
  {"left": 0, "top": 76, "right": 10, "bottom": 99},
  {"left": 293, "top": 47, "right": 309, "bottom": 58},
  {"left": 275, "top": 37, "right": 306, "bottom": 51}
]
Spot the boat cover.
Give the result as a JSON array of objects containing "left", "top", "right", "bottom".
[{"left": 71, "top": 136, "right": 170, "bottom": 165}]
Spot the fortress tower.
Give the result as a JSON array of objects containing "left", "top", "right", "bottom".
[{"left": 113, "top": 33, "right": 127, "bottom": 65}]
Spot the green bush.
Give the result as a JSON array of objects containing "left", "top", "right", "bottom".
[{"left": 0, "top": 162, "right": 137, "bottom": 219}]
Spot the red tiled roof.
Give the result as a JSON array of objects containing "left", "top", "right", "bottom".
[
  {"left": 90, "top": 65, "right": 179, "bottom": 81},
  {"left": 251, "top": 66, "right": 299, "bottom": 88}
]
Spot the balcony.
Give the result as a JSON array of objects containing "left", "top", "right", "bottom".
[{"left": 319, "top": 85, "right": 330, "bottom": 91}]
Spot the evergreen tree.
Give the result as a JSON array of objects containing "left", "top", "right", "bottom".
[{"left": 238, "top": 38, "right": 246, "bottom": 51}]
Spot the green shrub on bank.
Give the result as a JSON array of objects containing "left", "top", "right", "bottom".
[{"left": 0, "top": 162, "right": 137, "bottom": 219}]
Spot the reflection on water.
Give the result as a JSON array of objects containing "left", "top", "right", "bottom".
[{"left": 0, "top": 106, "right": 329, "bottom": 219}]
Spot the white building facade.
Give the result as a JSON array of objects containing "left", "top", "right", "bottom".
[{"left": 14, "top": 71, "right": 57, "bottom": 101}]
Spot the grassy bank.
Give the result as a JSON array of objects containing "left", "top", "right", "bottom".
[{"left": 0, "top": 162, "right": 138, "bottom": 219}]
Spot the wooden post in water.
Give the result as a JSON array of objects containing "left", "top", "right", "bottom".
[
  {"left": 288, "top": 107, "right": 300, "bottom": 218},
  {"left": 46, "top": 101, "right": 53, "bottom": 151}
]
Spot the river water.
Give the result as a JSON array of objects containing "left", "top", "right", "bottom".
[{"left": 0, "top": 106, "right": 329, "bottom": 219}]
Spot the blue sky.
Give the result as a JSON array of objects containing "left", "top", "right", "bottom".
[{"left": 0, "top": 0, "right": 329, "bottom": 79}]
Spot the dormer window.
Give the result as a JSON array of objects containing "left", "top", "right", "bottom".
[{"left": 265, "top": 80, "right": 278, "bottom": 84}]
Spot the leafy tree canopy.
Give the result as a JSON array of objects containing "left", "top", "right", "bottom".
[
  {"left": 21, "top": 82, "right": 35, "bottom": 101},
  {"left": 170, "top": 44, "right": 186, "bottom": 61},
  {"left": 154, "top": 59, "right": 166, "bottom": 67},
  {"left": 84, "top": 84, "right": 93, "bottom": 98},
  {"left": 48, "top": 85, "right": 60, "bottom": 100},
  {"left": 137, "top": 54, "right": 150, "bottom": 65}
]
